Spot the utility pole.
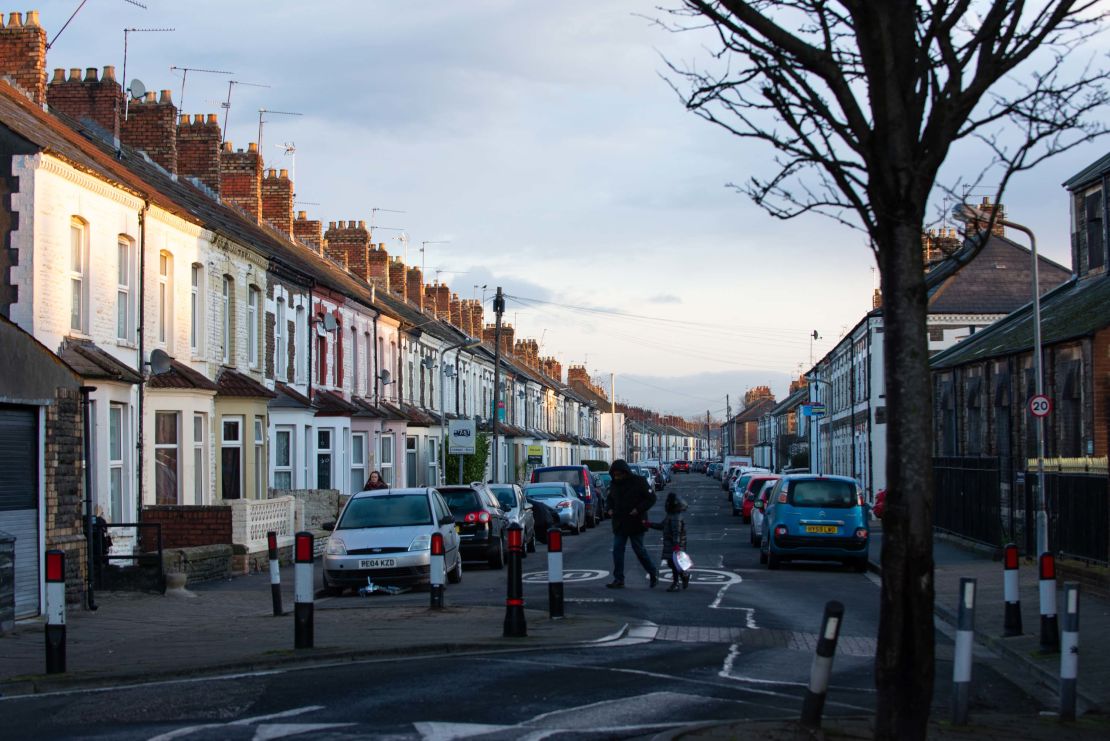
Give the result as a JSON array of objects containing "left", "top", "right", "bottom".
[
  {"left": 725, "top": 394, "right": 732, "bottom": 457},
  {"left": 706, "top": 409, "right": 711, "bottom": 460},
  {"left": 492, "top": 287, "right": 505, "bottom": 483},
  {"left": 610, "top": 373, "right": 617, "bottom": 463}
]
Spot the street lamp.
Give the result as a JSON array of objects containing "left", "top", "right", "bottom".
[
  {"left": 952, "top": 203, "right": 1048, "bottom": 556},
  {"left": 439, "top": 337, "right": 482, "bottom": 485}
]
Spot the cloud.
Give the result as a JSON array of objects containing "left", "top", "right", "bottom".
[{"left": 648, "top": 293, "right": 682, "bottom": 304}]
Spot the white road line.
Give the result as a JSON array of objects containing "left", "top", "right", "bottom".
[
  {"left": 251, "top": 723, "right": 356, "bottom": 741},
  {"left": 230, "top": 705, "right": 325, "bottom": 725}
]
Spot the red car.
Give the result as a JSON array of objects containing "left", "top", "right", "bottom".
[
  {"left": 673, "top": 460, "right": 689, "bottom": 473},
  {"left": 741, "top": 475, "right": 780, "bottom": 522}
]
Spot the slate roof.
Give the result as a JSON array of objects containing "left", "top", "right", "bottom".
[
  {"left": 56, "top": 339, "right": 141, "bottom": 383},
  {"left": 312, "top": 389, "right": 357, "bottom": 415},
  {"left": 1062, "top": 151, "right": 1110, "bottom": 190},
  {"left": 270, "top": 382, "right": 312, "bottom": 410},
  {"left": 147, "top": 360, "right": 219, "bottom": 392},
  {"left": 350, "top": 396, "right": 388, "bottom": 419},
  {"left": 931, "top": 274, "right": 1110, "bottom": 369},
  {"left": 217, "top": 368, "right": 277, "bottom": 398},
  {"left": 734, "top": 397, "right": 777, "bottom": 423},
  {"left": 771, "top": 385, "right": 809, "bottom": 416},
  {"left": 926, "top": 234, "right": 1071, "bottom": 315}
]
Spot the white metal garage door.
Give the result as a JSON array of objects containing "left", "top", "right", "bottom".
[{"left": 0, "top": 406, "right": 39, "bottom": 619}]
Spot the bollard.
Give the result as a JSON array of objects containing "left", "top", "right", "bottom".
[
  {"left": 952, "top": 578, "right": 976, "bottom": 726},
  {"left": 1002, "top": 543, "right": 1022, "bottom": 637},
  {"left": 44, "top": 550, "right": 66, "bottom": 674},
  {"left": 503, "top": 523, "right": 527, "bottom": 637},
  {"left": 1039, "top": 553, "right": 1059, "bottom": 653},
  {"left": 429, "top": 532, "right": 445, "bottom": 610},
  {"left": 547, "top": 528, "right": 564, "bottom": 619},
  {"left": 1059, "top": 582, "right": 1080, "bottom": 722},
  {"left": 800, "top": 600, "right": 844, "bottom": 729},
  {"left": 293, "top": 531, "right": 314, "bottom": 649},
  {"left": 267, "top": 531, "right": 283, "bottom": 617}
]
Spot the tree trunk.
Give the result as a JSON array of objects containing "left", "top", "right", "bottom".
[{"left": 874, "top": 217, "right": 936, "bottom": 740}]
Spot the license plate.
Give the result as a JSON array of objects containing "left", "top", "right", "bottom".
[
  {"left": 804, "top": 525, "right": 838, "bottom": 534},
  {"left": 455, "top": 525, "right": 461, "bottom": 533},
  {"left": 358, "top": 558, "right": 396, "bottom": 569}
]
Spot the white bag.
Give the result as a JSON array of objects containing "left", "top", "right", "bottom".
[{"left": 674, "top": 550, "right": 693, "bottom": 573}]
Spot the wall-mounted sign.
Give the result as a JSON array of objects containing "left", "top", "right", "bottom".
[{"left": 448, "top": 419, "right": 477, "bottom": 455}]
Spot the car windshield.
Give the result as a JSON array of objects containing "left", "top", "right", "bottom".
[
  {"left": 788, "top": 480, "right": 858, "bottom": 508},
  {"left": 338, "top": 494, "right": 432, "bottom": 529},
  {"left": 525, "top": 486, "right": 567, "bottom": 499},
  {"left": 534, "top": 469, "right": 582, "bottom": 486},
  {"left": 438, "top": 489, "right": 483, "bottom": 514},
  {"left": 489, "top": 486, "right": 517, "bottom": 510},
  {"left": 736, "top": 474, "right": 753, "bottom": 490},
  {"left": 595, "top": 473, "right": 612, "bottom": 485}
]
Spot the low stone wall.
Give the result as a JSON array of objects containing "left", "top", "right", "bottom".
[
  {"left": 232, "top": 531, "right": 331, "bottom": 575},
  {"left": 269, "top": 488, "right": 349, "bottom": 530},
  {"left": 141, "top": 506, "right": 233, "bottom": 549},
  {"left": 162, "top": 544, "right": 233, "bottom": 585}
]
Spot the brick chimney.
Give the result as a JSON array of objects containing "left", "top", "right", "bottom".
[
  {"left": 120, "top": 89, "right": 178, "bottom": 174},
  {"left": 261, "top": 168, "right": 293, "bottom": 235},
  {"left": 567, "top": 365, "right": 590, "bottom": 386},
  {"left": 324, "top": 221, "right": 373, "bottom": 282},
  {"left": 470, "top": 300, "right": 484, "bottom": 338},
  {"left": 435, "top": 283, "right": 450, "bottom": 320},
  {"left": 368, "top": 242, "right": 390, "bottom": 288},
  {"left": 388, "top": 257, "right": 405, "bottom": 296},
  {"left": 872, "top": 288, "right": 882, "bottom": 309},
  {"left": 405, "top": 266, "right": 423, "bottom": 309},
  {"left": 424, "top": 282, "right": 439, "bottom": 314},
  {"left": 788, "top": 375, "right": 808, "bottom": 394},
  {"left": 744, "top": 385, "right": 774, "bottom": 405},
  {"left": 220, "top": 141, "right": 262, "bottom": 221},
  {"left": 449, "top": 293, "right": 461, "bottom": 326},
  {"left": 0, "top": 12, "right": 46, "bottom": 105},
  {"left": 177, "top": 113, "right": 221, "bottom": 194},
  {"left": 46, "top": 66, "right": 122, "bottom": 135},
  {"left": 541, "top": 356, "right": 562, "bottom": 382},
  {"left": 293, "top": 211, "right": 323, "bottom": 252}
]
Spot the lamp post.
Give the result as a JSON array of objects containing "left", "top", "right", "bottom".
[
  {"left": 953, "top": 203, "right": 1047, "bottom": 555},
  {"left": 439, "top": 338, "right": 482, "bottom": 485}
]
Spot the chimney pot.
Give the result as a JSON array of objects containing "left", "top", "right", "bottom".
[
  {"left": 25, "top": 10, "right": 39, "bottom": 27},
  {"left": 8, "top": 12, "right": 22, "bottom": 28},
  {"left": 84, "top": 67, "right": 98, "bottom": 82},
  {"left": 358, "top": 220, "right": 366, "bottom": 229},
  {"left": 102, "top": 65, "right": 115, "bottom": 82},
  {"left": 349, "top": 220, "right": 358, "bottom": 229},
  {"left": 206, "top": 113, "right": 218, "bottom": 124},
  {"left": 328, "top": 221, "right": 336, "bottom": 230},
  {"left": 51, "top": 68, "right": 64, "bottom": 84},
  {"left": 221, "top": 140, "right": 233, "bottom": 152},
  {"left": 143, "top": 91, "right": 155, "bottom": 102},
  {"left": 190, "top": 113, "right": 201, "bottom": 124},
  {"left": 68, "top": 67, "right": 81, "bottom": 82},
  {"left": 179, "top": 113, "right": 190, "bottom": 125},
  {"left": 279, "top": 168, "right": 288, "bottom": 179},
  {"left": 247, "top": 142, "right": 258, "bottom": 153},
  {"left": 297, "top": 210, "right": 306, "bottom": 220},
  {"left": 159, "top": 89, "right": 172, "bottom": 104}
]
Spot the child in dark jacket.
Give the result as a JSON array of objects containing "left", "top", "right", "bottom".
[{"left": 649, "top": 492, "right": 689, "bottom": 592}]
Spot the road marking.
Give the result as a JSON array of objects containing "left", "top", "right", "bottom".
[
  {"left": 148, "top": 705, "right": 353, "bottom": 741},
  {"left": 523, "top": 568, "right": 608, "bottom": 583},
  {"left": 565, "top": 597, "right": 615, "bottom": 604},
  {"left": 719, "top": 642, "right": 877, "bottom": 695},
  {"left": 417, "top": 722, "right": 514, "bottom": 741}
]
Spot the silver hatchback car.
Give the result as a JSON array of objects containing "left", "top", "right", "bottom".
[{"left": 322, "top": 487, "right": 463, "bottom": 593}]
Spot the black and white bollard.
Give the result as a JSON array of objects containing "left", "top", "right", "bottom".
[
  {"left": 1039, "top": 552, "right": 1059, "bottom": 653},
  {"left": 952, "top": 577, "right": 977, "bottom": 726},
  {"left": 503, "top": 523, "right": 527, "bottom": 637},
  {"left": 293, "top": 531, "right": 314, "bottom": 649},
  {"left": 800, "top": 600, "right": 844, "bottom": 729},
  {"left": 44, "top": 550, "right": 66, "bottom": 674},
  {"left": 1003, "top": 543, "right": 1022, "bottom": 637},
  {"left": 267, "top": 531, "right": 283, "bottom": 617},
  {"left": 429, "top": 531, "right": 446, "bottom": 610},
  {"left": 547, "top": 528, "right": 564, "bottom": 619},
  {"left": 1059, "top": 582, "right": 1080, "bottom": 722}
]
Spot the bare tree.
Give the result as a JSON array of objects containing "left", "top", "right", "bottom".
[{"left": 661, "top": 1, "right": 1108, "bottom": 738}]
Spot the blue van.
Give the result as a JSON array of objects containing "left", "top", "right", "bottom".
[{"left": 758, "top": 474, "right": 869, "bottom": 572}]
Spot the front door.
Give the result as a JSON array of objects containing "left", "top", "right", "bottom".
[
  {"left": 406, "top": 437, "right": 418, "bottom": 487},
  {"left": 221, "top": 417, "right": 242, "bottom": 500}
]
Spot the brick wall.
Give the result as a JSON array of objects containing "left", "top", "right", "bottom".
[
  {"left": 0, "top": 12, "right": 46, "bottom": 105},
  {"left": 483, "top": 323, "right": 515, "bottom": 356},
  {"left": 388, "top": 257, "right": 405, "bottom": 297},
  {"left": 449, "top": 293, "right": 461, "bottom": 326},
  {"left": 323, "top": 221, "right": 372, "bottom": 280},
  {"left": 177, "top": 113, "right": 221, "bottom": 194},
  {"left": 140, "top": 505, "right": 233, "bottom": 549},
  {"left": 44, "top": 386, "right": 86, "bottom": 605},
  {"left": 46, "top": 66, "right": 122, "bottom": 135},
  {"left": 220, "top": 142, "right": 262, "bottom": 221},
  {"left": 120, "top": 91, "right": 178, "bottom": 174},
  {"left": 293, "top": 211, "right": 322, "bottom": 251},
  {"left": 1094, "top": 327, "right": 1110, "bottom": 457},
  {"left": 261, "top": 168, "right": 293, "bottom": 235}
]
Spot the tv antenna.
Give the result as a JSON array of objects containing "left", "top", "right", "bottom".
[
  {"left": 257, "top": 109, "right": 303, "bottom": 156},
  {"left": 170, "top": 65, "right": 232, "bottom": 112},
  {"left": 420, "top": 240, "right": 450, "bottom": 278},
  {"left": 121, "top": 27, "right": 174, "bottom": 121},
  {"left": 221, "top": 80, "right": 270, "bottom": 142},
  {"left": 369, "top": 207, "right": 406, "bottom": 245}
]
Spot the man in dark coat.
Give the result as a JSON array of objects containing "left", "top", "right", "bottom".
[{"left": 605, "top": 459, "right": 658, "bottom": 589}]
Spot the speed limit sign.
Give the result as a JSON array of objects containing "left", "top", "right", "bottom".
[{"left": 1029, "top": 394, "right": 1052, "bottom": 418}]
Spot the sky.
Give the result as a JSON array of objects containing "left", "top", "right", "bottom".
[{"left": 36, "top": 1, "right": 1109, "bottom": 418}]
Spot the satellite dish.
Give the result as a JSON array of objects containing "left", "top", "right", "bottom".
[
  {"left": 129, "top": 78, "right": 147, "bottom": 100},
  {"left": 443, "top": 366, "right": 456, "bottom": 378},
  {"left": 421, "top": 357, "right": 435, "bottom": 370},
  {"left": 378, "top": 370, "right": 392, "bottom": 385},
  {"left": 149, "top": 348, "right": 172, "bottom": 376},
  {"left": 322, "top": 313, "right": 338, "bottom": 332}
]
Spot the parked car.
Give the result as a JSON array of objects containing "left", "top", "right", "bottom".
[
  {"left": 873, "top": 488, "right": 887, "bottom": 519},
  {"left": 592, "top": 472, "right": 613, "bottom": 515},
  {"left": 437, "top": 483, "right": 511, "bottom": 568},
  {"left": 530, "top": 465, "right": 602, "bottom": 527},
  {"left": 672, "top": 460, "right": 689, "bottom": 473},
  {"left": 629, "top": 464, "right": 657, "bottom": 499},
  {"left": 526, "top": 496, "right": 561, "bottom": 544},
  {"left": 523, "top": 482, "right": 586, "bottom": 534},
  {"left": 489, "top": 483, "right": 536, "bottom": 554},
  {"left": 645, "top": 465, "right": 666, "bottom": 491},
  {"left": 750, "top": 479, "right": 777, "bottom": 547},
  {"left": 733, "top": 473, "right": 778, "bottom": 521},
  {"left": 322, "top": 487, "right": 463, "bottom": 593},
  {"left": 760, "top": 474, "right": 870, "bottom": 572}
]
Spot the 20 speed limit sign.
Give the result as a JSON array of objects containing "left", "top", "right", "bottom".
[{"left": 1029, "top": 394, "right": 1052, "bottom": 418}]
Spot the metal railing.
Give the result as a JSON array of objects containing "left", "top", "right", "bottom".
[{"left": 93, "top": 522, "right": 165, "bottom": 594}]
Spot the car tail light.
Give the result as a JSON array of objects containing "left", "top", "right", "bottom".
[
  {"left": 464, "top": 511, "right": 492, "bottom": 523},
  {"left": 556, "top": 501, "right": 571, "bottom": 509},
  {"left": 854, "top": 528, "right": 868, "bottom": 539},
  {"left": 774, "top": 525, "right": 788, "bottom": 537}
]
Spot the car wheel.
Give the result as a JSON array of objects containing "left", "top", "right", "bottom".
[
  {"left": 586, "top": 512, "right": 595, "bottom": 529},
  {"left": 488, "top": 536, "right": 506, "bottom": 569},
  {"left": 320, "top": 575, "right": 344, "bottom": 597},
  {"left": 767, "top": 552, "right": 781, "bottom": 570},
  {"left": 447, "top": 555, "right": 463, "bottom": 584},
  {"left": 576, "top": 514, "right": 585, "bottom": 535},
  {"left": 852, "top": 557, "right": 869, "bottom": 573}
]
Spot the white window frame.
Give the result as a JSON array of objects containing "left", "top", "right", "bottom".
[
  {"left": 380, "top": 433, "right": 394, "bottom": 486},
  {"left": 108, "top": 403, "right": 127, "bottom": 522},
  {"left": 69, "top": 217, "right": 88, "bottom": 333},
  {"left": 254, "top": 416, "right": 265, "bottom": 498},
  {"left": 248, "top": 286, "right": 261, "bottom": 369},
  {"left": 273, "top": 425, "right": 294, "bottom": 490},
  {"left": 350, "top": 431, "right": 366, "bottom": 493},
  {"left": 193, "top": 413, "right": 207, "bottom": 505},
  {"left": 158, "top": 251, "right": 173, "bottom": 348},
  {"left": 154, "top": 411, "right": 180, "bottom": 505},
  {"left": 275, "top": 297, "right": 286, "bottom": 381},
  {"left": 116, "top": 237, "right": 132, "bottom": 342},
  {"left": 190, "top": 263, "right": 203, "bottom": 354},
  {"left": 222, "top": 276, "right": 233, "bottom": 364}
]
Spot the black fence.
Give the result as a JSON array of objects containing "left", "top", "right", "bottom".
[
  {"left": 92, "top": 522, "right": 166, "bottom": 594},
  {"left": 1046, "top": 472, "right": 1109, "bottom": 565},
  {"left": 933, "top": 457, "right": 1003, "bottom": 547}
]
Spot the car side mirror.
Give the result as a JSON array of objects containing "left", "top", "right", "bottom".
[
  {"left": 439, "top": 514, "right": 455, "bottom": 526},
  {"left": 322, "top": 521, "right": 336, "bottom": 531},
  {"left": 754, "top": 501, "right": 765, "bottom": 511}
]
